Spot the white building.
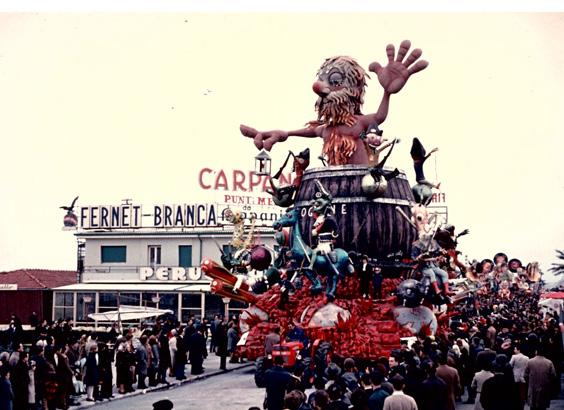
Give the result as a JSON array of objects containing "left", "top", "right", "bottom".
[{"left": 53, "top": 201, "right": 277, "bottom": 326}]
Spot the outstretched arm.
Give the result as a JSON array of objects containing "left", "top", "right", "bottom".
[
  {"left": 375, "top": 138, "right": 399, "bottom": 154},
  {"left": 361, "top": 40, "right": 428, "bottom": 128},
  {"left": 424, "top": 147, "right": 439, "bottom": 161},
  {"left": 240, "top": 124, "right": 322, "bottom": 151}
]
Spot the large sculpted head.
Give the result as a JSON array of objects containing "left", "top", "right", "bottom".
[{"left": 313, "top": 56, "right": 368, "bottom": 126}]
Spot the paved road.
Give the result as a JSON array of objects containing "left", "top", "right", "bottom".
[
  {"left": 78, "top": 364, "right": 564, "bottom": 410},
  {"left": 91, "top": 366, "right": 264, "bottom": 410}
]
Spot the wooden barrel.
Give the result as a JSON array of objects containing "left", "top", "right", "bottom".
[{"left": 294, "top": 165, "right": 416, "bottom": 260}]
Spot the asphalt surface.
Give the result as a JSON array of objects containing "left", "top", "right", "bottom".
[
  {"left": 84, "top": 365, "right": 263, "bottom": 410},
  {"left": 70, "top": 351, "right": 564, "bottom": 410}
]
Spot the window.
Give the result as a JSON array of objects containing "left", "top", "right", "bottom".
[
  {"left": 182, "top": 293, "right": 202, "bottom": 322},
  {"left": 98, "top": 292, "right": 118, "bottom": 311},
  {"left": 101, "top": 246, "right": 126, "bottom": 263},
  {"left": 204, "top": 294, "right": 224, "bottom": 319},
  {"left": 158, "top": 293, "right": 178, "bottom": 318},
  {"left": 148, "top": 245, "right": 161, "bottom": 266},
  {"left": 76, "top": 292, "right": 95, "bottom": 322},
  {"left": 54, "top": 292, "right": 74, "bottom": 321},
  {"left": 179, "top": 245, "right": 192, "bottom": 267}
]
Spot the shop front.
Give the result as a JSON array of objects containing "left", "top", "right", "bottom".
[{"left": 53, "top": 282, "right": 247, "bottom": 326}]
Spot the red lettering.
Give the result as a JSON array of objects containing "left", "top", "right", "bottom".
[
  {"left": 199, "top": 168, "right": 213, "bottom": 189},
  {"left": 261, "top": 176, "right": 270, "bottom": 192},
  {"left": 257, "top": 197, "right": 266, "bottom": 205},
  {"left": 249, "top": 171, "right": 262, "bottom": 191},
  {"left": 224, "top": 195, "right": 232, "bottom": 203},
  {"left": 214, "top": 170, "right": 228, "bottom": 190},
  {"left": 233, "top": 170, "right": 247, "bottom": 192}
]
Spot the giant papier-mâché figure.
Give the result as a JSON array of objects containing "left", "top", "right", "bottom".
[{"left": 241, "top": 40, "right": 428, "bottom": 165}]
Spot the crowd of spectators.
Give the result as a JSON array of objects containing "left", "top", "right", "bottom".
[
  {"left": 253, "top": 254, "right": 563, "bottom": 410},
  {"left": 0, "top": 313, "right": 242, "bottom": 409}
]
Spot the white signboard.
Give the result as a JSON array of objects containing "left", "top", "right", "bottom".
[{"left": 139, "top": 267, "right": 202, "bottom": 281}]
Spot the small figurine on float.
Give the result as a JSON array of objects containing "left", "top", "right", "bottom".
[
  {"left": 410, "top": 233, "right": 452, "bottom": 304},
  {"left": 360, "top": 123, "right": 401, "bottom": 199},
  {"left": 498, "top": 280, "right": 511, "bottom": 299},
  {"left": 271, "top": 183, "right": 353, "bottom": 300},
  {"left": 220, "top": 208, "right": 264, "bottom": 292},
  {"left": 241, "top": 40, "right": 428, "bottom": 165},
  {"left": 308, "top": 181, "right": 339, "bottom": 272},
  {"left": 410, "top": 138, "right": 441, "bottom": 205},
  {"left": 362, "top": 123, "right": 400, "bottom": 166},
  {"left": 267, "top": 148, "right": 311, "bottom": 207},
  {"left": 433, "top": 224, "right": 470, "bottom": 277},
  {"left": 395, "top": 202, "right": 438, "bottom": 241}
]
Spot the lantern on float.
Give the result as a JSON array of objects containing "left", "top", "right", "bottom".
[{"left": 254, "top": 149, "right": 271, "bottom": 176}]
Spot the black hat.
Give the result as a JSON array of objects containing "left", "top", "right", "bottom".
[
  {"left": 325, "top": 362, "right": 342, "bottom": 378},
  {"left": 153, "top": 399, "right": 174, "bottom": 410},
  {"left": 366, "top": 123, "right": 383, "bottom": 136}
]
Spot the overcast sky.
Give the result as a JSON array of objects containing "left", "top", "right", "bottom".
[{"left": 0, "top": 12, "right": 563, "bottom": 280}]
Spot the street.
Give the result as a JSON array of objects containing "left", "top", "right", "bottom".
[
  {"left": 80, "top": 363, "right": 564, "bottom": 410},
  {"left": 91, "top": 366, "right": 264, "bottom": 410}
]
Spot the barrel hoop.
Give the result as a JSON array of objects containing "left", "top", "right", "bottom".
[
  {"left": 302, "top": 166, "right": 409, "bottom": 180},
  {"left": 295, "top": 197, "right": 412, "bottom": 207}
]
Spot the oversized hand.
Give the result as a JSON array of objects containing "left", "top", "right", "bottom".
[
  {"left": 240, "top": 124, "right": 288, "bottom": 151},
  {"left": 369, "top": 40, "right": 428, "bottom": 94}
]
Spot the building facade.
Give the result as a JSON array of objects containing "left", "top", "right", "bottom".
[{"left": 54, "top": 225, "right": 276, "bottom": 326}]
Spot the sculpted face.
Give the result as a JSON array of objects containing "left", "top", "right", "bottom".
[
  {"left": 365, "top": 132, "right": 386, "bottom": 148},
  {"left": 312, "top": 56, "right": 368, "bottom": 126},
  {"left": 311, "top": 194, "right": 331, "bottom": 214}
]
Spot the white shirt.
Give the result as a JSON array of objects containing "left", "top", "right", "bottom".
[{"left": 510, "top": 352, "right": 529, "bottom": 383}]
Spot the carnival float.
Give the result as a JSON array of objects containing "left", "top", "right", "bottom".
[{"left": 200, "top": 40, "right": 539, "bottom": 362}]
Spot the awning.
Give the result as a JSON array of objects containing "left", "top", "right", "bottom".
[
  {"left": 53, "top": 282, "right": 210, "bottom": 292},
  {"left": 176, "top": 284, "right": 211, "bottom": 292},
  {"left": 88, "top": 305, "right": 173, "bottom": 321}
]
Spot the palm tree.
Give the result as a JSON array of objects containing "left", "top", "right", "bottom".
[{"left": 549, "top": 249, "right": 564, "bottom": 275}]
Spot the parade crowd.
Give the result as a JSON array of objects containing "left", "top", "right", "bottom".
[
  {"left": 254, "top": 255, "right": 564, "bottom": 410},
  {"left": 0, "top": 253, "right": 562, "bottom": 410},
  {"left": 0, "top": 314, "right": 242, "bottom": 410}
]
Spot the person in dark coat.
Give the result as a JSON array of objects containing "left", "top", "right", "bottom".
[
  {"left": 227, "top": 321, "right": 240, "bottom": 363},
  {"left": 0, "top": 366, "right": 14, "bottom": 410},
  {"left": 158, "top": 332, "right": 171, "bottom": 384},
  {"left": 368, "top": 371, "right": 389, "bottom": 410},
  {"left": 215, "top": 320, "right": 229, "bottom": 370},
  {"left": 115, "top": 339, "right": 130, "bottom": 394},
  {"left": 417, "top": 360, "right": 448, "bottom": 410},
  {"left": 53, "top": 345, "right": 74, "bottom": 408},
  {"left": 97, "top": 342, "right": 113, "bottom": 399},
  {"left": 189, "top": 325, "right": 208, "bottom": 375},
  {"left": 148, "top": 335, "right": 160, "bottom": 386},
  {"left": 10, "top": 352, "right": 30, "bottom": 410},
  {"left": 174, "top": 332, "right": 187, "bottom": 380},
  {"left": 83, "top": 344, "right": 100, "bottom": 401},
  {"left": 135, "top": 335, "right": 149, "bottom": 389},
  {"left": 264, "top": 356, "right": 294, "bottom": 410},
  {"left": 357, "top": 255, "right": 374, "bottom": 299},
  {"left": 480, "top": 361, "right": 520, "bottom": 410},
  {"left": 31, "top": 343, "right": 48, "bottom": 409}
]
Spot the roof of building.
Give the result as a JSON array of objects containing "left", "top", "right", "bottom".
[{"left": 0, "top": 269, "right": 77, "bottom": 290}]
